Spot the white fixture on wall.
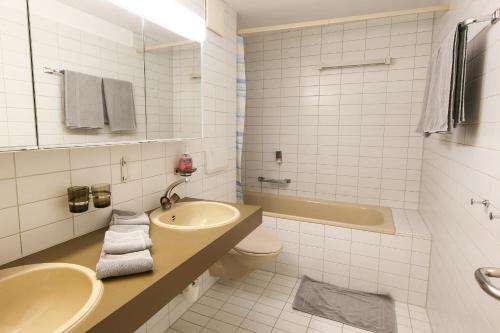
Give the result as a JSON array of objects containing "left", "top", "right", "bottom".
[
  {"left": 106, "top": 0, "right": 206, "bottom": 42},
  {"left": 205, "top": 0, "right": 225, "bottom": 36}
]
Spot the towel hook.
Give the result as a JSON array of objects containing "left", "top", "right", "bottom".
[{"left": 471, "top": 198, "right": 490, "bottom": 208}]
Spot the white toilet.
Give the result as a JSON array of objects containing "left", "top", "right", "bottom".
[{"left": 209, "top": 228, "right": 282, "bottom": 280}]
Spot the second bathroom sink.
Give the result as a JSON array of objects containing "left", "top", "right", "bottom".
[
  {"left": 0, "top": 263, "right": 103, "bottom": 333},
  {"left": 150, "top": 201, "right": 240, "bottom": 230}
]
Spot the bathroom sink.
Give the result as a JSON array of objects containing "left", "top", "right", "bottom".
[
  {"left": 150, "top": 201, "right": 240, "bottom": 230},
  {"left": 0, "top": 263, "right": 103, "bottom": 333}
]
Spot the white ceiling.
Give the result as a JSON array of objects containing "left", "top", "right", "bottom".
[{"left": 225, "top": 0, "right": 446, "bottom": 29}]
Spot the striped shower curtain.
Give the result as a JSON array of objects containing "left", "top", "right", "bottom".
[{"left": 236, "top": 36, "right": 246, "bottom": 202}]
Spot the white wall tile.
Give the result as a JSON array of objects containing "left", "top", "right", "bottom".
[
  {"left": 0, "top": 153, "right": 15, "bottom": 179},
  {"left": 0, "top": 207, "right": 19, "bottom": 238},
  {"left": 16, "top": 171, "right": 70, "bottom": 204},
  {"left": 73, "top": 161, "right": 112, "bottom": 184},
  {"left": 0, "top": 179, "right": 17, "bottom": 209},
  {"left": 110, "top": 144, "right": 141, "bottom": 163},
  {"left": 19, "top": 196, "right": 71, "bottom": 231},
  {"left": 0, "top": 234, "right": 22, "bottom": 265},
  {"left": 74, "top": 207, "right": 112, "bottom": 236},
  {"left": 70, "top": 147, "right": 110, "bottom": 169},
  {"left": 21, "top": 218, "right": 73, "bottom": 255},
  {"left": 15, "top": 149, "right": 70, "bottom": 177}
]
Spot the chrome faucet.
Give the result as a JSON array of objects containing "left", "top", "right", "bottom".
[{"left": 160, "top": 177, "right": 189, "bottom": 210}]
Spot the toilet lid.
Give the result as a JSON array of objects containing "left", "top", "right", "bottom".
[{"left": 234, "top": 228, "right": 282, "bottom": 255}]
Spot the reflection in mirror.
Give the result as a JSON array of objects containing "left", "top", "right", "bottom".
[
  {"left": 28, "top": 0, "right": 146, "bottom": 148},
  {"left": 0, "top": 0, "right": 37, "bottom": 151},
  {"left": 144, "top": 19, "right": 202, "bottom": 140}
]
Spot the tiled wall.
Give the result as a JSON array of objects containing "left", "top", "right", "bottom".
[
  {"left": 145, "top": 47, "right": 174, "bottom": 140},
  {"left": 0, "top": 0, "right": 37, "bottom": 148},
  {"left": 419, "top": 0, "right": 500, "bottom": 332},
  {"left": 242, "top": 13, "right": 434, "bottom": 209},
  {"left": 172, "top": 43, "right": 202, "bottom": 138},
  {"left": 145, "top": 42, "right": 202, "bottom": 140},
  {"left": 258, "top": 209, "right": 431, "bottom": 306}
]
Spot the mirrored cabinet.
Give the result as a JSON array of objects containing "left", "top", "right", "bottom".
[
  {"left": 144, "top": 20, "right": 202, "bottom": 140},
  {"left": 28, "top": 0, "right": 147, "bottom": 148},
  {"left": 0, "top": 0, "right": 203, "bottom": 152},
  {"left": 0, "top": 0, "right": 37, "bottom": 151}
]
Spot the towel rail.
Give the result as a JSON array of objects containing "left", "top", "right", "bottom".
[
  {"left": 43, "top": 67, "right": 64, "bottom": 75},
  {"left": 461, "top": 8, "right": 499, "bottom": 26},
  {"left": 475, "top": 267, "right": 500, "bottom": 300},
  {"left": 258, "top": 176, "right": 291, "bottom": 184}
]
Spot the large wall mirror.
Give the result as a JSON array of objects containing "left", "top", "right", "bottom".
[
  {"left": 0, "top": 0, "right": 38, "bottom": 151},
  {"left": 29, "top": 0, "right": 147, "bottom": 148},
  {"left": 144, "top": 20, "right": 202, "bottom": 140},
  {"left": 23, "top": 0, "right": 202, "bottom": 149}
]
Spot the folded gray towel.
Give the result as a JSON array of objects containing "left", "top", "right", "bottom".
[
  {"left": 110, "top": 210, "right": 150, "bottom": 225},
  {"left": 102, "top": 78, "right": 136, "bottom": 132},
  {"left": 103, "top": 230, "right": 152, "bottom": 254},
  {"left": 64, "top": 70, "right": 105, "bottom": 129},
  {"left": 96, "top": 249, "right": 153, "bottom": 279},
  {"left": 108, "top": 224, "right": 150, "bottom": 234}
]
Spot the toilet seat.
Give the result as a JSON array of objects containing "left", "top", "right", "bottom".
[{"left": 234, "top": 228, "right": 282, "bottom": 255}]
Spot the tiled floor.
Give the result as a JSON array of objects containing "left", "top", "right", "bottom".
[{"left": 167, "top": 270, "right": 432, "bottom": 333}]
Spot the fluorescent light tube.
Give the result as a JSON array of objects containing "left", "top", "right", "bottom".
[{"left": 107, "top": 0, "right": 206, "bottom": 42}]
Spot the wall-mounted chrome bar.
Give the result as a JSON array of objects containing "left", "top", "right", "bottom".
[
  {"left": 319, "top": 57, "right": 391, "bottom": 71},
  {"left": 42, "top": 67, "right": 64, "bottom": 75},
  {"left": 475, "top": 267, "right": 500, "bottom": 300},
  {"left": 258, "top": 176, "right": 291, "bottom": 185},
  {"left": 461, "top": 8, "right": 500, "bottom": 26}
]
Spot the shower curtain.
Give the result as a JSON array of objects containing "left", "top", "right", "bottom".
[{"left": 236, "top": 36, "right": 246, "bottom": 202}]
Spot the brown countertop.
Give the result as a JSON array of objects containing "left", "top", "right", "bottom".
[{"left": 2, "top": 200, "right": 262, "bottom": 333}]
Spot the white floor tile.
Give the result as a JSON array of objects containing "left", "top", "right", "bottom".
[{"left": 169, "top": 272, "right": 431, "bottom": 333}]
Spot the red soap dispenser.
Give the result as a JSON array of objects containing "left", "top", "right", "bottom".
[{"left": 178, "top": 152, "right": 193, "bottom": 173}]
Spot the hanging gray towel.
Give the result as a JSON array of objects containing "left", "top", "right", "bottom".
[
  {"left": 417, "top": 23, "right": 469, "bottom": 134},
  {"left": 454, "top": 24, "right": 468, "bottom": 125},
  {"left": 64, "top": 70, "right": 105, "bottom": 129},
  {"left": 102, "top": 78, "right": 136, "bottom": 131}
]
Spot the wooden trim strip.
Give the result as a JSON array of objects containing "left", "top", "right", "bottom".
[{"left": 238, "top": 4, "right": 449, "bottom": 35}]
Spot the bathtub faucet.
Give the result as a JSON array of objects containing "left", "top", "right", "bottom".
[{"left": 160, "top": 177, "right": 189, "bottom": 210}]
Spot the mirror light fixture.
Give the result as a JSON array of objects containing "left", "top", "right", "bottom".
[{"left": 107, "top": 0, "right": 206, "bottom": 42}]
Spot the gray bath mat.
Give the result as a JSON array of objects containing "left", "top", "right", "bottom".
[{"left": 293, "top": 276, "right": 397, "bottom": 333}]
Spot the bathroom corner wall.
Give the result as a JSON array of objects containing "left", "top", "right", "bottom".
[
  {"left": 419, "top": 0, "right": 500, "bottom": 332},
  {"left": 242, "top": 14, "right": 434, "bottom": 210},
  {"left": 0, "top": 0, "right": 237, "bottom": 267}
]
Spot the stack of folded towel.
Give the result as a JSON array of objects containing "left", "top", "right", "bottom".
[{"left": 96, "top": 210, "right": 154, "bottom": 279}]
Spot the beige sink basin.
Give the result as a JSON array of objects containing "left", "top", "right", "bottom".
[
  {"left": 0, "top": 263, "right": 103, "bottom": 333},
  {"left": 150, "top": 201, "right": 240, "bottom": 230}
]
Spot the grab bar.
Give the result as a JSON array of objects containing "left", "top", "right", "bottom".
[
  {"left": 258, "top": 176, "right": 291, "bottom": 184},
  {"left": 475, "top": 267, "right": 500, "bottom": 300}
]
